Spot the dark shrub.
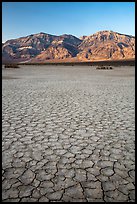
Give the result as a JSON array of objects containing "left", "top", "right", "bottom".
[
  {"left": 96, "top": 66, "right": 113, "bottom": 70},
  {"left": 4, "top": 64, "right": 20, "bottom": 68}
]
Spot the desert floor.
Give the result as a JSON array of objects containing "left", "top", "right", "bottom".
[{"left": 2, "top": 65, "right": 135, "bottom": 202}]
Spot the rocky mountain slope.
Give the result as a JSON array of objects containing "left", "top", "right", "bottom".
[
  {"left": 2, "top": 33, "right": 82, "bottom": 63},
  {"left": 77, "top": 30, "right": 135, "bottom": 61},
  {"left": 2, "top": 30, "right": 135, "bottom": 63}
]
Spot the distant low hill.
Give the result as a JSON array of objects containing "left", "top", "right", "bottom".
[{"left": 2, "top": 30, "right": 135, "bottom": 63}]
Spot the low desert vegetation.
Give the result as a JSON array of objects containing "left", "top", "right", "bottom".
[
  {"left": 4, "top": 64, "right": 20, "bottom": 68},
  {"left": 96, "top": 65, "right": 113, "bottom": 70}
]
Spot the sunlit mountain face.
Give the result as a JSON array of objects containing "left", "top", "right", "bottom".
[{"left": 2, "top": 31, "right": 135, "bottom": 63}]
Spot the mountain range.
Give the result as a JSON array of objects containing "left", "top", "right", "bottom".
[{"left": 2, "top": 30, "right": 135, "bottom": 63}]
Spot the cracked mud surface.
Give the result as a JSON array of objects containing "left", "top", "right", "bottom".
[{"left": 2, "top": 65, "right": 135, "bottom": 202}]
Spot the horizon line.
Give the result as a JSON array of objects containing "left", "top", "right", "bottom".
[{"left": 2, "top": 30, "right": 135, "bottom": 43}]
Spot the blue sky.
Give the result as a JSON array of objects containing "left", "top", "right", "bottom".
[{"left": 2, "top": 2, "right": 135, "bottom": 42}]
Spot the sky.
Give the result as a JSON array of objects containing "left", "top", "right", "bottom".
[{"left": 2, "top": 2, "right": 135, "bottom": 42}]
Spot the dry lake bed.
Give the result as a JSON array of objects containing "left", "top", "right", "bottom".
[{"left": 2, "top": 65, "right": 135, "bottom": 202}]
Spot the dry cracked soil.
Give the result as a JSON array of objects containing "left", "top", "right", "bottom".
[{"left": 2, "top": 65, "right": 135, "bottom": 202}]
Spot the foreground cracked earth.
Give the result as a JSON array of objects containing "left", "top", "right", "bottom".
[{"left": 2, "top": 66, "right": 135, "bottom": 202}]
